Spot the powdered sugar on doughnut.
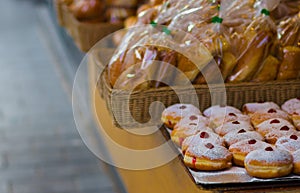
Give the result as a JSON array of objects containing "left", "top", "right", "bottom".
[
  {"left": 229, "top": 139, "right": 269, "bottom": 153},
  {"left": 182, "top": 131, "right": 225, "bottom": 152},
  {"left": 186, "top": 143, "right": 232, "bottom": 160},
  {"left": 250, "top": 108, "right": 290, "bottom": 126},
  {"left": 282, "top": 98, "right": 300, "bottom": 115},
  {"left": 211, "top": 113, "right": 251, "bottom": 128},
  {"left": 174, "top": 114, "right": 209, "bottom": 130},
  {"left": 256, "top": 118, "right": 295, "bottom": 136},
  {"left": 203, "top": 105, "right": 241, "bottom": 118},
  {"left": 224, "top": 130, "right": 264, "bottom": 146},
  {"left": 245, "top": 147, "right": 292, "bottom": 163},
  {"left": 276, "top": 135, "right": 300, "bottom": 152},
  {"left": 243, "top": 102, "right": 280, "bottom": 115},
  {"left": 293, "top": 149, "right": 300, "bottom": 162},
  {"left": 162, "top": 104, "right": 201, "bottom": 122},
  {"left": 265, "top": 128, "right": 298, "bottom": 144},
  {"left": 214, "top": 121, "right": 254, "bottom": 136}
]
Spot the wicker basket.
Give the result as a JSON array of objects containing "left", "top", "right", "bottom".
[
  {"left": 54, "top": 1, "right": 123, "bottom": 52},
  {"left": 95, "top": 66, "right": 300, "bottom": 128}
]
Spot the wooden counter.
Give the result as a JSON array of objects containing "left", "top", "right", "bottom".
[{"left": 92, "top": 89, "right": 300, "bottom": 193}]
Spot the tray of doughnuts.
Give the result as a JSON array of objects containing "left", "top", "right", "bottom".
[{"left": 160, "top": 98, "right": 300, "bottom": 189}]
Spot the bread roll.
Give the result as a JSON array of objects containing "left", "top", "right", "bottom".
[
  {"left": 106, "top": 7, "right": 136, "bottom": 23},
  {"left": 228, "top": 31, "right": 273, "bottom": 82},
  {"left": 252, "top": 55, "right": 280, "bottom": 82},
  {"left": 137, "top": 4, "right": 152, "bottom": 14},
  {"left": 70, "top": 0, "right": 105, "bottom": 21},
  {"left": 277, "top": 46, "right": 300, "bottom": 80},
  {"left": 220, "top": 52, "right": 237, "bottom": 80},
  {"left": 149, "top": 0, "right": 163, "bottom": 6},
  {"left": 124, "top": 16, "right": 137, "bottom": 28}
]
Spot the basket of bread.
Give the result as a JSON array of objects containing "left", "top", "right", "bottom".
[
  {"left": 91, "top": 0, "right": 300, "bottom": 128},
  {"left": 54, "top": 0, "right": 148, "bottom": 51}
]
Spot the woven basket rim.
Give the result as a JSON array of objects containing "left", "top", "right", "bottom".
[{"left": 101, "top": 73, "right": 300, "bottom": 95}]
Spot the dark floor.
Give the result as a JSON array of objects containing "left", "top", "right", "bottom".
[{"left": 0, "top": 0, "right": 118, "bottom": 192}]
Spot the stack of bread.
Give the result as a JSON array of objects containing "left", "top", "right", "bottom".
[
  {"left": 107, "top": 0, "right": 300, "bottom": 90},
  {"left": 161, "top": 98, "right": 300, "bottom": 179}
]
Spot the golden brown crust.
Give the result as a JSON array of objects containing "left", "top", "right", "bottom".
[
  {"left": 251, "top": 55, "right": 280, "bottom": 82},
  {"left": 70, "top": 0, "right": 105, "bottom": 21},
  {"left": 220, "top": 52, "right": 237, "bottom": 80},
  {"left": 124, "top": 16, "right": 137, "bottom": 28},
  {"left": 227, "top": 31, "right": 273, "bottom": 82},
  {"left": 277, "top": 46, "right": 300, "bottom": 80}
]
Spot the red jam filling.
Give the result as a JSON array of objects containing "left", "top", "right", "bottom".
[
  {"left": 232, "top": 121, "right": 240, "bottom": 124},
  {"left": 228, "top": 113, "right": 237, "bottom": 117},
  {"left": 297, "top": 97, "right": 300, "bottom": 100},
  {"left": 189, "top": 123, "right": 197, "bottom": 126},
  {"left": 270, "top": 119, "right": 280, "bottom": 124},
  {"left": 268, "top": 109, "right": 277, "bottom": 113},
  {"left": 280, "top": 126, "right": 290, "bottom": 131},
  {"left": 179, "top": 138, "right": 184, "bottom": 146},
  {"left": 265, "top": 147, "right": 273, "bottom": 151},
  {"left": 205, "top": 143, "right": 214, "bottom": 149},
  {"left": 189, "top": 115, "right": 198, "bottom": 120},
  {"left": 179, "top": 105, "right": 187, "bottom": 109},
  {"left": 248, "top": 139, "right": 257, "bottom": 144},
  {"left": 238, "top": 129, "right": 246, "bottom": 133},
  {"left": 290, "top": 135, "right": 298, "bottom": 140},
  {"left": 200, "top": 132, "right": 209, "bottom": 138},
  {"left": 192, "top": 157, "right": 197, "bottom": 166}
]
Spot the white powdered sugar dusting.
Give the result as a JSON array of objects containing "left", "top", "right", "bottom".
[
  {"left": 276, "top": 135, "right": 300, "bottom": 152},
  {"left": 214, "top": 121, "right": 254, "bottom": 136},
  {"left": 282, "top": 98, "right": 300, "bottom": 115},
  {"left": 293, "top": 150, "right": 300, "bottom": 162},
  {"left": 182, "top": 131, "right": 225, "bottom": 148},
  {"left": 203, "top": 105, "right": 241, "bottom": 118},
  {"left": 187, "top": 143, "right": 231, "bottom": 160},
  {"left": 162, "top": 103, "right": 201, "bottom": 119},
  {"left": 224, "top": 130, "right": 264, "bottom": 146},
  {"left": 245, "top": 147, "right": 293, "bottom": 163},
  {"left": 174, "top": 114, "right": 208, "bottom": 129},
  {"left": 243, "top": 102, "right": 280, "bottom": 114},
  {"left": 229, "top": 139, "right": 269, "bottom": 153},
  {"left": 256, "top": 118, "right": 295, "bottom": 135}
]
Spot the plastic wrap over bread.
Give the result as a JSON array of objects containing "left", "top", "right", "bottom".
[
  {"left": 227, "top": 0, "right": 280, "bottom": 83},
  {"left": 277, "top": 12, "right": 300, "bottom": 80},
  {"left": 106, "top": 0, "right": 299, "bottom": 90}
]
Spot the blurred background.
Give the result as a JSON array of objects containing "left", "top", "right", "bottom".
[{"left": 0, "top": 0, "right": 122, "bottom": 192}]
